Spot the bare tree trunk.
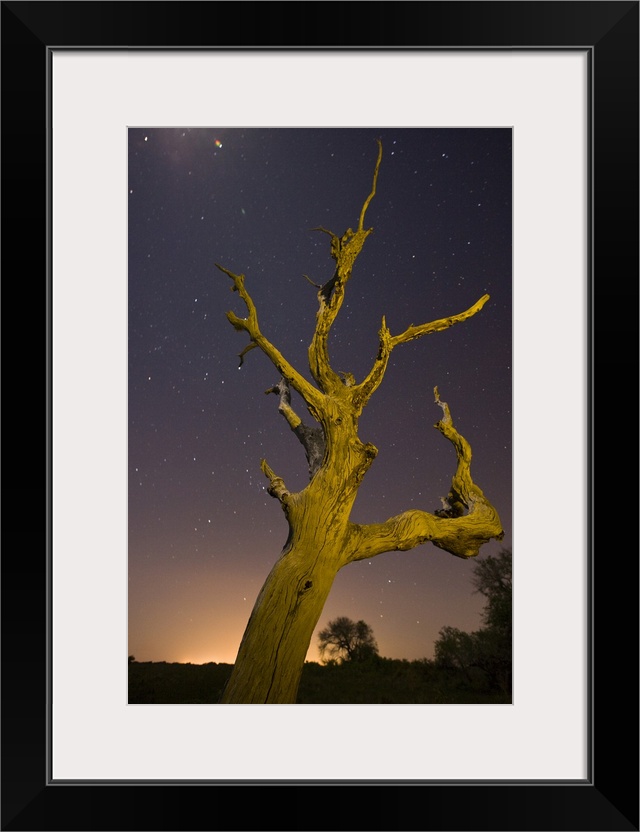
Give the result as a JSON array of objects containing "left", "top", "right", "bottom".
[
  {"left": 220, "top": 531, "right": 344, "bottom": 703},
  {"left": 216, "top": 140, "right": 504, "bottom": 703},
  {"left": 222, "top": 408, "right": 371, "bottom": 703}
]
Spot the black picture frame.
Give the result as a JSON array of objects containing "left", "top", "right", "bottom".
[{"left": 2, "top": 2, "right": 638, "bottom": 830}]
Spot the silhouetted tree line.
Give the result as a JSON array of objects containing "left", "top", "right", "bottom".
[
  {"left": 434, "top": 548, "right": 512, "bottom": 694},
  {"left": 317, "top": 549, "right": 511, "bottom": 694}
]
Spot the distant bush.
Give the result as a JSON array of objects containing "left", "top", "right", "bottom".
[{"left": 317, "top": 616, "right": 379, "bottom": 663}]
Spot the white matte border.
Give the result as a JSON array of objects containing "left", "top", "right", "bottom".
[{"left": 52, "top": 51, "right": 587, "bottom": 781}]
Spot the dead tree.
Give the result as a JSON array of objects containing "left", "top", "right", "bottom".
[{"left": 215, "top": 140, "right": 503, "bottom": 703}]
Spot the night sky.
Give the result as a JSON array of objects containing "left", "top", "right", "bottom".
[{"left": 128, "top": 127, "right": 512, "bottom": 666}]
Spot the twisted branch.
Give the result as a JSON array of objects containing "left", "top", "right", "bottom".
[
  {"left": 347, "top": 389, "right": 503, "bottom": 562},
  {"left": 260, "top": 458, "right": 291, "bottom": 506},
  {"left": 215, "top": 263, "right": 324, "bottom": 415},
  {"left": 265, "top": 378, "right": 326, "bottom": 478},
  {"left": 307, "top": 140, "right": 383, "bottom": 394},
  {"left": 352, "top": 294, "right": 490, "bottom": 413},
  {"left": 358, "top": 137, "right": 383, "bottom": 232}
]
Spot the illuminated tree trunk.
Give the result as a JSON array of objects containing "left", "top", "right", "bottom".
[{"left": 216, "top": 141, "right": 504, "bottom": 703}]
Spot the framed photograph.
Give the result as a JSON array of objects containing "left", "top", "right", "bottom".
[{"left": 3, "top": 2, "right": 637, "bottom": 830}]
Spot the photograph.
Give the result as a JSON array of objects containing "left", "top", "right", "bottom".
[{"left": 127, "top": 127, "right": 513, "bottom": 706}]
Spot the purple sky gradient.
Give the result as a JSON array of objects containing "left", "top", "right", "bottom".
[{"left": 128, "top": 127, "right": 512, "bottom": 664}]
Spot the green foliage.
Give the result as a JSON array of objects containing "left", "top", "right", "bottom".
[
  {"left": 434, "top": 548, "right": 512, "bottom": 695},
  {"left": 317, "top": 616, "right": 379, "bottom": 664}
]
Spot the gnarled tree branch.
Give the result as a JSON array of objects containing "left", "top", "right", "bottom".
[
  {"left": 352, "top": 294, "right": 490, "bottom": 413},
  {"left": 260, "top": 458, "right": 292, "bottom": 506},
  {"left": 266, "top": 378, "right": 326, "bottom": 478},
  {"left": 358, "top": 137, "right": 383, "bottom": 232},
  {"left": 307, "top": 140, "right": 383, "bottom": 394},
  {"left": 215, "top": 263, "right": 324, "bottom": 416},
  {"left": 347, "top": 388, "right": 503, "bottom": 562}
]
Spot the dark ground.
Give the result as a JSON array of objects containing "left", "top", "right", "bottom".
[{"left": 128, "top": 659, "right": 510, "bottom": 705}]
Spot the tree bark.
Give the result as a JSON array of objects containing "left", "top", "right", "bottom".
[{"left": 216, "top": 140, "right": 504, "bottom": 703}]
